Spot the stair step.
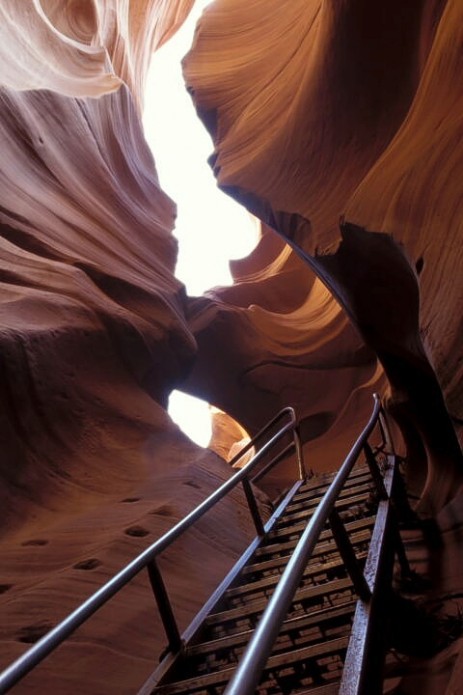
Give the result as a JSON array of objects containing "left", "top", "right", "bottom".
[
  {"left": 205, "top": 577, "right": 354, "bottom": 629},
  {"left": 293, "top": 683, "right": 341, "bottom": 694},
  {"left": 295, "top": 466, "right": 370, "bottom": 496},
  {"left": 187, "top": 602, "right": 355, "bottom": 657},
  {"left": 242, "top": 528, "right": 371, "bottom": 576},
  {"left": 225, "top": 551, "right": 367, "bottom": 602},
  {"left": 151, "top": 637, "right": 349, "bottom": 694},
  {"left": 286, "top": 481, "right": 374, "bottom": 517},
  {"left": 182, "top": 612, "right": 352, "bottom": 681},
  {"left": 258, "top": 634, "right": 349, "bottom": 674},
  {"left": 267, "top": 496, "right": 373, "bottom": 542},
  {"left": 254, "top": 515, "right": 375, "bottom": 559},
  {"left": 292, "top": 471, "right": 372, "bottom": 501},
  {"left": 276, "top": 491, "right": 374, "bottom": 530}
]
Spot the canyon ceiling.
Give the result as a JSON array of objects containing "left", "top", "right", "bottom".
[{"left": 0, "top": 0, "right": 462, "bottom": 692}]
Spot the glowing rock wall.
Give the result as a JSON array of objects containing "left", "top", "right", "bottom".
[
  {"left": 0, "top": 0, "right": 198, "bottom": 529},
  {"left": 0, "top": 3, "right": 255, "bottom": 692},
  {"left": 1, "top": 0, "right": 463, "bottom": 691},
  {"left": 184, "top": 228, "right": 386, "bottom": 475},
  {"left": 184, "top": 0, "right": 463, "bottom": 512}
]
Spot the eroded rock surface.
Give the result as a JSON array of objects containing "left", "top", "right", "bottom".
[
  {"left": 1, "top": 1, "right": 463, "bottom": 693},
  {"left": 184, "top": 0, "right": 463, "bottom": 513},
  {"left": 0, "top": 3, "right": 256, "bottom": 692}
]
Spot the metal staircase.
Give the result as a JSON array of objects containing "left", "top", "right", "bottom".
[
  {"left": 0, "top": 395, "right": 412, "bottom": 695},
  {"left": 144, "top": 466, "right": 377, "bottom": 695}
]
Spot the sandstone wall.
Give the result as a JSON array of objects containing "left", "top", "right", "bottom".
[
  {"left": 184, "top": 0, "right": 463, "bottom": 512},
  {"left": 0, "top": 3, "right": 255, "bottom": 692},
  {"left": 1, "top": 1, "right": 463, "bottom": 691}
]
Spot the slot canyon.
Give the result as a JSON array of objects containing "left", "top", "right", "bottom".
[{"left": 1, "top": 0, "right": 462, "bottom": 692}]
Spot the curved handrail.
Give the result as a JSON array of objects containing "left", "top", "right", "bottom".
[
  {"left": 0, "top": 407, "right": 303, "bottom": 694},
  {"left": 224, "top": 394, "right": 383, "bottom": 695},
  {"left": 227, "top": 406, "right": 295, "bottom": 467}
]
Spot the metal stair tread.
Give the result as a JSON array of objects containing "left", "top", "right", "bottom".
[
  {"left": 276, "top": 491, "right": 374, "bottom": 528},
  {"left": 294, "top": 466, "right": 370, "bottom": 495},
  {"left": 254, "top": 515, "right": 375, "bottom": 558},
  {"left": 242, "top": 529, "right": 371, "bottom": 576},
  {"left": 151, "top": 637, "right": 349, "bottom": 694},
  {"left": 205, "top": 577, "right": 354, "bottom": 626},
  {"left": 187, "top": 601, "right": 356, "bottom": 657},
  {"left": 267, "top": 496, "right": 373, "bottom": 541},
  {"left": 291, "top": 471, "right": 372, "bottom": 502},
  {"left": 224, "top": 551, "right": 367, "bottom": 600},
  {"left": 286, "top": 480, "right": 374, "bottom": 515},
  {"left": 293, "top": 683, "right": 341, "bottom": 694}
]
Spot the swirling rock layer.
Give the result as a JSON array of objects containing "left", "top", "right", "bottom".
[
  {"left": 184, "top": 0, "right": 463, "bottom": 512},
  {"left": 0, "top": 3, "right": 254, "bottom": 693},
  {"left": 1, "top": 0, "right": 463, "bottom": 692}
]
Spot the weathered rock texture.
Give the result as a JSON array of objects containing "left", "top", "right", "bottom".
[
  {"left": 0, "top": 2, "right": 256, "bottom": 693},
  {"left": 185, "top": 228, "right": 386, "bottom": 484},
  {"left": 1, "top": 0, "right": 462, "bottom": 693},
  {"left": 183, "top": 0, "right": 463, "bottom": 513}
]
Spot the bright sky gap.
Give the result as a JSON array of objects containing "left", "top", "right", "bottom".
[{"left": 143, "top": 0, "right": 258, "bottom": 446}]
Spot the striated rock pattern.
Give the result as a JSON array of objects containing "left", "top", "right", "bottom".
[
  {"left": 184, "top": 226, "right": 387, "bottom": 483},
  {"left": 1, "top": 0, "right": 463, "bottom": 692},
  {"left": 0, "top": 2, "right": 255, "bottom": 693},
  {"left": 0, "top": 0, "right": 201, "bottom": 534},
  {"left": 184, "top": 0, "right": 463, "bottom": 512}
]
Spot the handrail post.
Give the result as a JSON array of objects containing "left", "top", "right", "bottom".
[
  {"left": 364, "top": 442, "right": 388, "bottom": 500},
  {"left": 329, "top": 509, "right": 371, "bottom": 601},
  {"left": 378, "top": 406, "right": 395, "bottom": 455},
  {"left": 293, "top": 426, "right": 306, "bottom": 481},
  {"left": 147, "top": 561, "right": 183, "bottom": 655},
  {"left": 242, "top": 478, "right": 265, "bottom": 536},
  {"left": 393, "top": 523, "right": 413, "bottom": 579},
  {"left": 390, "top": 458, "right": 418, "bottom": 526}
]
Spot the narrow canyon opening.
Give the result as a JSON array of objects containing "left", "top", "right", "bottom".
[{"left": 143, "top": 0, "right": 258, "bottom": 446}]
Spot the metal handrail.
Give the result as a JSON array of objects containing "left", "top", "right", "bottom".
[
  {"left": 227, "top": 406, "right": 305, "bottom": 480},
  {"left": 0, "top": 406, "right": 304, "bottom": 694},
  {"left": 224, "top": 393, "right": 386, "bottom": 695}
]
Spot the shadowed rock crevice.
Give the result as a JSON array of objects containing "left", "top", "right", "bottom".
[
  {"left": 202, "top": 184, "right": 463, "bottom": 513},
  {"left": 316, "top": 222, "right": 463, "bottom": 514}
]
